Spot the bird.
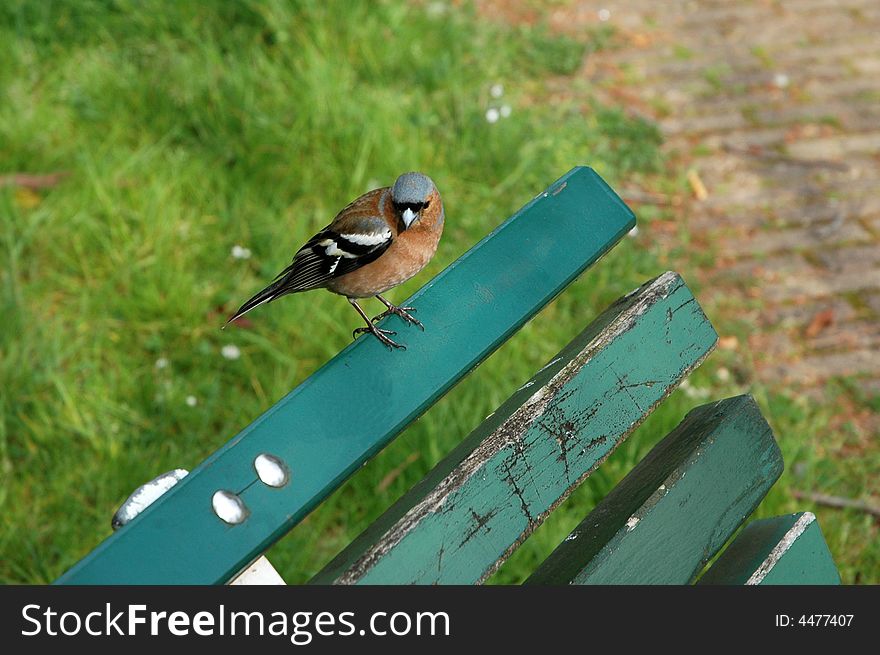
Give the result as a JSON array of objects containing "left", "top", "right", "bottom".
[{"left": 225, "top": 172, "right": 444, "bottom": 349}]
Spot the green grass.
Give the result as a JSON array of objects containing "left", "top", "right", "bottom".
[
  {"left": 673, "top": 44, "right": 694, "bottom": 61},
  {"left": 1, "top": 0, "right": 876, "bottom": 585}
]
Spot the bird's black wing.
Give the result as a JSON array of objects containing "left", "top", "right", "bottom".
[
  {"left": 226, "top": 215, "right": 393, "bottom": 324},
  {"left": 273, "top": 221, "right": 393, "bottom": 290}
]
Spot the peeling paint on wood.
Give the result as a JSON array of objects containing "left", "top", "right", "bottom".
[
  {"left": 526, "top": 395, "right": 783, "bottom": 585},
  {"left": 56, "top": 166, "right": 636, "bottom": 585},
  {"left": 311, "top": 272, "right": 718, "bottom": 585},
  {"left": 698, "top": 512, "right": 840, "bottom": 585}
]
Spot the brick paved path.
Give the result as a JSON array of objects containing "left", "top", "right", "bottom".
[{"left": 529, "top": 0, "right": 880, "bottom": 394}]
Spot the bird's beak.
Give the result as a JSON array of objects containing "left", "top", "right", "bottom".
[{"left": 402, "top": 207, "right": 417, "bottom": 228}]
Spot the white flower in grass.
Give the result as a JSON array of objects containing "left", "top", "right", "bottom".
[
  {"left": 185, "top": 395, "right": 198, "bottom": 407},
  {"left": 680, "top": 380, "right": 710, "bottom": 399},
  {"left": 231, "top": 245, "right": 252, "bottom": 260},
  {"left": 155, "top": 357, "right": 169, "bottom": 370},
  {"left": 499, "top": 104, "right": 512, "bottom": 118},
  {"left": 426, "top": 2, "right": 447, "bottom": 17},
  {"left": 598, "top": 8, "right": 611, "bottom": 21},
  {"left": 490, "top": 83, "right": 504, "bottom": 98},
  {"left": 773, "top": 73, "right": 789, "bottom": 88},
  {"left": 485, "top": 107, "right": 500, "bottom": 124},
  {"left": 221, "top": 344, "right": 241, "bottom": 360}
]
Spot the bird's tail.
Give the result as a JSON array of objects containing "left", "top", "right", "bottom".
[{"left": 224, "top": 278, "right": 288, "bottom": 327}]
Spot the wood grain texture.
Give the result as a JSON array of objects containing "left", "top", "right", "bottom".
[
  {"left": 56, "top": 166, "right": 636, "bottom": 585},
  {"left": 526, "top": 395, "right": 783, "bottom": 585},
  {"left": 311, "top": 272, "right": 718, "bottom": 584},
  {"left": 698, "top": 512, "right": 840, "bottom": 585}
]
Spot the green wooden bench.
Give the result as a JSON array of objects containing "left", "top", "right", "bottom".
[{"left": 55, "top": 167, "right": 839, "bottom": 585}]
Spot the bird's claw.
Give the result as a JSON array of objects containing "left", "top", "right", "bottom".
[
  {"left": 372, "top": 305, "right": 425, "bottom": 331},
  {"left": 352, "top": 325, "right": 406, "bottom": 350}
]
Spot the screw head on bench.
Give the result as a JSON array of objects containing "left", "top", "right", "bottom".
[
  {"left": 212, "top": 490, "right": 249, "bottom": 525},
  {"left": 254, "top": 453, "right": 290, "bottom": 488}
]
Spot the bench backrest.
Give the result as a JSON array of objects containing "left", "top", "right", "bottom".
[{"left": 55, "top": 167, "right": 838, "bottom": 585}]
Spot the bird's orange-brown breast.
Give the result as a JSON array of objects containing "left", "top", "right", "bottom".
[{"left": 327, "top": 188, "right": 444, "bottom": 298}]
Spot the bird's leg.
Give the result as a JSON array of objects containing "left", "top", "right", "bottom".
[
  {"left": 372, "top": 294, "right": 425, "bottom": 331},
  {"left": 348, "top": 298, "right": 405, "bottom": 350}
]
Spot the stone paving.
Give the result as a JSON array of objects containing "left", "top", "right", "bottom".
[{"left": 493, "top": 0, "right": 880, "bottom": 399}]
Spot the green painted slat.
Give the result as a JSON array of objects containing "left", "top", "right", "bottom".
[
  {"left": 526, "top": 395, "right": 783, "bottom": 585},
  {"left": 56, "top": 166, "right": 635, "bottom": 585},
  {"left": 312, "top": 272, "right": 718, "bottom": 584},
  {"left": 698, "top": 512, "right": 840, "bottom": 585}
]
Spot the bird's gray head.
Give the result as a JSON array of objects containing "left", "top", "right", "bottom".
[{"left": 391, "top": 172, "right": 437, "bottom": 229}]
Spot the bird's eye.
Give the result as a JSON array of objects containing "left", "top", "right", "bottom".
[{"left": 423, "top": 200, "right": 430, "bottom": 209}]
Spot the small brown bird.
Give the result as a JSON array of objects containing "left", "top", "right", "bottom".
[{"left": 226, "top": 172, "right": 444, "bottom": 349}]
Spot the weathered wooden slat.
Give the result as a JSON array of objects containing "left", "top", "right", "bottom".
[
  {"left": 526, "top": 395, "right": 783, "bottom": 585},
  {"left": 698, "top": 512, "right": 840, "bottom": 585},
  {"left": 56, "top": 166, "right": 636, "bottom": 585},
  {"left": 311, "top": 272, "right": 718, "bottom": 584}
]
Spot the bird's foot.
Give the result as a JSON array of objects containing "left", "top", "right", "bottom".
[
  {"left": 352, "top": 325, "right": 406, "bottom": 350},
  {"left": 372, "top": 305, "right": 425, "bottom": 331}
]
